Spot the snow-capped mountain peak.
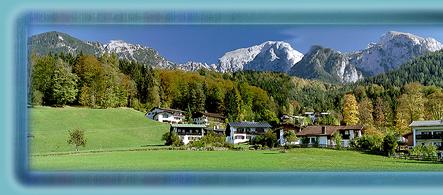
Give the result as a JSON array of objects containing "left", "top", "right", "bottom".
[
  {"left": 218, "top": 41, "right": 303, "bottom": 73},
  {"left": 175, "top": 61, "right": 218, "bottom": 71},
  {"left": 349, "top": 31, "right": 443, "bottom": 76},
  {"left": 104, "top": 40, "right": 144, "bottom": 56}
]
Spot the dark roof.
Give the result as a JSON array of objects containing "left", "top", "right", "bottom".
[
  {"left": 297, "top": 125, "right": 363, "bottom": 136},
  {"left": 203, "top": 112, "right": 225, "bottom": 119},
  {"left": 194, "top": 112, "right": 226, "bottom": 119},
  {"left": 228, "top": 122, "right": 272, "bottom": 128},
  {"left": 171, "top": 124, "right": 206, "bottom": 128},
  {"left": 150, "top": 107, "right": 184, "bottom": 113},
  {"left": 410, "top": 120, "right": 443, "bottom": 127}
]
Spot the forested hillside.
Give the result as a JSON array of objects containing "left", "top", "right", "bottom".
[
  {"left": 362, "top": 50, "right": 443, "bottom": 88},
  {"left": 29, "top": 51, "right": 443, "bottom": 135}
]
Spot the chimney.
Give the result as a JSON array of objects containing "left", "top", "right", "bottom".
[{"left": 322, "top": 126, "right": 326, "bottom": 134}]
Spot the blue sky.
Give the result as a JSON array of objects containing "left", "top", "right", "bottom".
[{"left": 30, "top": 25, "right": 443, "bottom": 64}]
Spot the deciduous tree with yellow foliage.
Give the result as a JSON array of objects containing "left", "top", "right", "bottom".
[{"left": 343, "top": 93, "right": 359, "bottom": 125}]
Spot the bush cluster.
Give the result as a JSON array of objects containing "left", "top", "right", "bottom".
[
  {"left": 410, "top": 144, "right": 438, "bottom": 159},
  {"left": 249, "top": 130, "right": 278, "bottom": 148},
  {"left": 351, "top": 133, "right": 398, "bottom": 156}
]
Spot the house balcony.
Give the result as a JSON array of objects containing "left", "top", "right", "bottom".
[
  {"left": 176, "top": 132, "right": 203, "bottom": 136},
  {"left": 416, "top": 134, "right": 443, "bottom": 139},
  {"left": 235, "top": 131, "right": 264, "bottom": 135}
]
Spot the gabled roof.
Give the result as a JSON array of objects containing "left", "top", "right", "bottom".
[
  {"left": 297, "top": 125, "right": 363, "bottom": 136},
  {"left": 193, "top": 112, "right": 225, "bottom": 119},
  {"left": 228, "top": 122, "right": 272, "bottom": 128},
  {"left": 171, "top": 124, "right": 206, "bottom": 128},
  {"left": 409, "top": 120, "right": 443, "bottom": 127},
  {"left": 150, "top": 107, "right": 185, "bottom": 113}
]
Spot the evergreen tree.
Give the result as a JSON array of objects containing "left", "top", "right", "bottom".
[{"left": 224, "top": 87, "right": 242, "bottom": 122}]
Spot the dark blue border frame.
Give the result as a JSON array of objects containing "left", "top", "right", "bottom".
[{"left": 16, "top": 11, "right": 443, "bottom": 186}]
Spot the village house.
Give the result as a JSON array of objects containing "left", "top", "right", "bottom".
[
  {"left": 408, "top": 120, "right": 443, "bottom": 150},
  {"left": 192, "top": 111, "right": 226, "bottom": 130},
  {"left": 146, "top": 107, "right": 185, "bottom": 124},
  {"left": 296, "top": 125, "right": 363, "bottom": 147},
  {"left": 225, "top": 122, "right": 272, "bottom": 144},
  {"left": 170, "top": 123, "right": 206, "bottom": 145},
  {"left": 276, "top": 122, "right": 302, "bottom": 145}
]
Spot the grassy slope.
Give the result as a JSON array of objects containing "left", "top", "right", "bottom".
[
  {"left": 30, "top": 107, "right": 170, "bottom": 153},
  {"left": 30, "top": 148, "right": 443, "bottom": 171}
]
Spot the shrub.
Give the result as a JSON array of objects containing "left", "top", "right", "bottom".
[
  {"left": 161, "top": 132, "right": 183, "bottom": 147},
  {"left": 31, "top": 90, "right": 44, "bottom": 105},
  {"left": 283, "top": 131, "right": 297, "bottom": 145},
  {"left": 67, "top": 128, "right": 87, "bottom": 151},
  {"left": 250, "top": 135, "right": 264, "bottom": 145},
  {"left": 351, "top": 134, "right": 383, "bottom": 153},
  {"left": 264, "top": 130, "right": 278, "bottom": 148},
  {"left": 189, "top": 139, "right": 205, "bottom": 148},
  {"left": 300, "top": 137, "right": 310, "bottom": 145},
  {"left": 249, "top": 131, "right": 278, "bottom": 148},
  {"left": 201, "top": 131, "right": 225, "bottom": 147},
  {"left": 332, "top": 131, "right": 343, "bottom": 150},
  {"left": 410, "top": 144, "right": 438, "bottom": 159},
  {"left": 383, "top": 133, "right": 398, "bottom": 156}
]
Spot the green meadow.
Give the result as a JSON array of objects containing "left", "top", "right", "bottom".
[
  {"left": 31, "top": 148, "right": 443, "bottom": 171},
  {"left": 29, "top": 106, "right": 169, "bottom": 154},
  {"left": 29, "top": 107, "right": 443, "bottom": 171}
]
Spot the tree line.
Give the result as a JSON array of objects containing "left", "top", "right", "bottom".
[
  {"left": 29, "top": 53, "right": 279, "bottom": 124},
  {"left": 30, "top": 52, "right": 443, "bottom": 132}
]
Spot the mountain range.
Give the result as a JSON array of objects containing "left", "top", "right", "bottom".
[{"left": 29, "top": 31, "right": 443, "bottom": 83}]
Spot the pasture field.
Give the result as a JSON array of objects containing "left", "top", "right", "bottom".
[
  {"left": 30, "top": 148, "right": 443, "bottom": 171},
  {"left": 29, "top": 106, "right": 170, "bottom": 154},
  {"left": 29, "top": 107, "right": 443, "bottom": 171}
]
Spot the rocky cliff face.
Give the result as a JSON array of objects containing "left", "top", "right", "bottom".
[{"left": 289, "top": 46, "right": 362, "bottom": 83}]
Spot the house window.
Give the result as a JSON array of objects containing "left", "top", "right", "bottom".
[
  {"left": 310, "top": 137, "right": 316, "bottom": 144},
  {"left": 235, "top": 135, "right": 245, "bottom": 140}
]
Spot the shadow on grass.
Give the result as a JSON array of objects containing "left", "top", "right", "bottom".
[
  {"left": 262, "top": 152, "right": 280, "bottom": 155},
  {"left": 140, "top": 144, "right": 166, "bottom": 147},
  {"left": 394, "top": 160, "right": 443, "bottom": 165}
]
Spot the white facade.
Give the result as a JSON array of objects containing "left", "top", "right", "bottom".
[
  {"left": 226, "top": 123, "right": 272, "bottom": 144},
  {"left": 170, "top": 124, "right": 206, "bottom": 145},
  {"left": 146, "top": 108, "right": 185, "bottom": 124},
  {"left": 193, "top": 116, "right": 208, "bottom": 125},
  {"left": 409, "top": 120, "right": 443, "bottom": 150},
  {"left": 412, "top": 127, "right": 443, "bottom": 148},
  {"left": 226, "top": 126, "right": 259, "bottom": 144},
  {"left": 179, "top": 135, "right": 203, "bottom": 145}
]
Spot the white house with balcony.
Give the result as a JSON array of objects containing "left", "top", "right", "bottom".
[
  {"left": 170, "top": 124, "right": 206, "bottom": 145},
  {"left": 225, "top": 122, "right": 272, "bottom": 144},
  {"left": 146, "top": 107, "right": 185, "bottom": 124},
  {"left": 409, "top": 120, "right": 443, "bottom": 150}
]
